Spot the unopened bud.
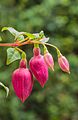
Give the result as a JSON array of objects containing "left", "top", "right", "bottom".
[
  {"left": 12, "top": 59, "right": 33, "bottom": 103},
  {"left": 29, "top": 48, "right": 48, "bottom": 87},
  {"left": 44, "top": 52, "right": 54, "bottom": 71},
  {"left": 58, "top": 54, "right": 70, "bottom": 74}
]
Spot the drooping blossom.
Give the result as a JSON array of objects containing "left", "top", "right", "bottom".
[
  {"left": 12, "top": 59, "right": 33, "bottom": 103},
  {"left": 29, "top": 48, "right": 48, "bottom": 87},
  {"left": 58, "top": 54, "right": 70, "bottom": 74},
  {"left": 44, "top": 52, "right": 54, "bottom": 71}
]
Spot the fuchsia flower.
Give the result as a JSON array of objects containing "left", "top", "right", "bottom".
[
  {"left": 29, "top": 48, "right": 48, "bottom": 88},
  {"left": 58, "top": 54, "right": 70, "bottom": 74},
  {"left": 12, "top": 59, "right": 33, "bottom": 103},
  {"left": 44, "top": 52, "right": 54, "bottom": 71}
]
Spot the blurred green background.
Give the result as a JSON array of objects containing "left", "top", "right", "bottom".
[{"left": 0, "top": 0, "right": 78, "bottom": 120}]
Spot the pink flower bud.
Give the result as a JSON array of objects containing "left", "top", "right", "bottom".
[
  {"left": 44, "top": 52, "right": 54, "bottom": 71},
  {"left": 29, "top": 48, "right": 48, "bottom": 88},
  {"left": 19, "top": 59, "right": 27, "bottom": 68},
  {"left": 12, "top": 59, "right": 33, "bottom": 103},
  {"left": 33, "top": 47, "right": 40, "bottom": 56},
  {"left": 58, "top": 54, "right": 70, "bottom": 74}
]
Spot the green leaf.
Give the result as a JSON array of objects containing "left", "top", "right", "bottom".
[
  {"left": 7, "top": 47, "right": 21, "bottom": 65},
  {"left": 39, "top": 30, "right": 49, "bottom": 43},
  {"left": 0, "top": 36, "right": 2, "bottom": 41},
  {"left": 2, "top": 27, "right": 36, "bottom": 40},
  {"left": 16, "top": 35, "right": 24, "bottom": 41},
  {"left": 40, "top": 37, "right": 49, "bottom": 43},
  {"left": 33, "top": 31, "right": 49, "bottom": 43},
  {"left": 25, "top": 32, "right": 36, "bottom": 39},
  {"left": 2, "top": 27, "right": 24, "bottom": 41},
  {"left": 39, "top": 31, "right": 44, "bottom": 38},
  {"left": 0, "top": 82, "right": 9, "bottom": 97},
  {"left": 33, "top": 31, "right": 45, "bottom": 39},
  {"left": 2, "top": 27, "right": 19, "bottom": 36},
  {"left": 33, "top": 33, "right": 39, "bottom": 38}
]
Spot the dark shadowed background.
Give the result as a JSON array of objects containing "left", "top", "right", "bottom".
[{"left": 0, "top": 0, "right": 78, "bottom": 120}]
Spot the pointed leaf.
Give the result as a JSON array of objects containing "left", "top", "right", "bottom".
[
  {"left": 33, "top": 33, "right": 39, "bottom": 38},
  {"left": 16, "top": 35, "right": 24, "bottom": 41},
  {"left": 0, "top": 82, "right": 9, "bottom": 97},
  {"left": 7, "top": 47, "right": 21, "bottom": 65},
  {"left": 40, "top": 37, "right": 49, "bottom": 43},
  {"left": 33, "top": 31, "right": 44, "bottom": 39},
  {"left": 2, "top": 27, "right": 24, "bottom": 41},
  {"left": 39, "top": 31, "right": 44, "bottom": 38},
  {"left": 0, "top": 36, "right": 2, "bottom": 41},
  {"left": 25, "top": 32, "right": 36, "bottom": 39},
  {"left": 2, "top": 27, "right": 19, "bottom": 36}
]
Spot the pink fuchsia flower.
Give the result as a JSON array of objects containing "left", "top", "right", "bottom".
[
  {"left": 44, "top": 52, "right": 54, "bottom": 71},
  {"left": 29, "top": 48, "right": 48, "bottom": 88},
  {"left": 12, "top": 59, "right": 33, "bottom": 103},
  {"left": 58, "top": 54, "right": 70, "bottom": 74}
]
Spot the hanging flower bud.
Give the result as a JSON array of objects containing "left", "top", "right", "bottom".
[
  {"left": 58, "top": 54, "right": 70, "bottom": 74},
  {"left": 29, "top": 47, "right": 48, "bottom": 88},
  {"left": 12, "top": 59, "right": 33, "bottom": 103},
  {"left": 44, "top": 52, "right": 54, "bottom": 71},
  {"left": 19, "top": 59, "right": 27, "bottom": 68}
]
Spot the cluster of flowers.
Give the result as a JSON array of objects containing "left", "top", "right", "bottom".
[{"left": 12, "top": 47, "right": 70, "bottom": 103}]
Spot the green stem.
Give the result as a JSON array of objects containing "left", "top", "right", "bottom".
[
  {"left": 16, "top": 37, "right": 29, "bottom": 43},
  {"left": 15, "top": 47, "right": 24, "bottom": 53},
  {"left": 34, "top": 43, "right": 39, "bottom": 48},
  {"left": 15, "top": 47, "right": 26, "bottom": 59},
  {"left": 43, "top": 44, "right": 48, "bottom": 54},
  {"left": 22, "top": 52, "right": 26, "bottom": 59},
  {"left": 0, "top": 82, "right": 9, "bottom": 97},
  {"left": 32, "top": 40, "right": 61, "bottom": 57},
  {"left": 44, "top": 43, "right": 61, "bottom": 57}
]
